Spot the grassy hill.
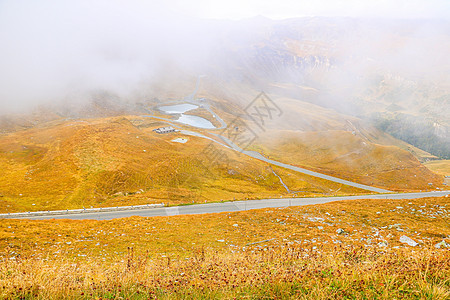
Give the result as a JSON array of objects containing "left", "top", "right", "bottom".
[
  {"left": 1, "top": 196, "right": 448, "bottom": 299},
  {"left": 0, "top": 93, "right": 445, "bottom": 213},
  {"left": 424, "top": 160, "right": 450, "bottom": 177},
  {"left": 249, "top": 129, "right": 443, "bottom": 191},
  {"left": 0, "top": 116, "right": 368, "bottom": 213}
]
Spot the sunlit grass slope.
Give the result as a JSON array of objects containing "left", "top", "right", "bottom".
[
  {"left": 0, "top": 196, "right": 448, "bottom": 299},
  {"left": 0, "top": 117, "right": 364, "bottom": 213},
  {"left": 424, "top": 160, "right": 450, "bottom": 176},
  {"left": 250, "top": 130, "right": 444, "bottom": 191}
]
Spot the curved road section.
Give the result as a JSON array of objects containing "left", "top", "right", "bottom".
[
  {"left": 8, "top": 191, "right": 449, "bottom": 220},
  {"left": 144, "top": 97, "right": 391, "bottom": 193},
  {"left": 180, "top": 130, "right": 391, "bottom": 193},
  {"left": 214, "top": 134, "right": 391, "bottom": 193}
]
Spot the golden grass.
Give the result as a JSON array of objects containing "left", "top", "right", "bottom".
[
  {"left": 0, "top": 196, "right": 448, "bottom": 298},
  {"left": 2, "top": 246, "right": 448, "bottom": 299},
  {"left": 0, "top": 116, "right": 365, "bottom": 213},
  {"left": 424, "top": 160, "right": 450, "bottom": 176},
  {"left": 250, "top": 130, "right": 444, "bottom": 191}
]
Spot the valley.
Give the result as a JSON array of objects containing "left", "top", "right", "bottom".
[
  {"left": 1, "top": 93, "right": 446, "bottom": 214},
  {"left": 0, "top": 9, "right": 449, "bottom": 299}
]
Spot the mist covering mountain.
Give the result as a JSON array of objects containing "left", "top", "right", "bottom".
[{"left": 0, "top": 7, "right": 449, "bottom": 157}]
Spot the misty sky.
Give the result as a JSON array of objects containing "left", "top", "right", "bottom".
[
  {"left": 0, "top": 0, "right": 449, "bottom": 113},
  {"left": 195, "top": 0, "right": 450, "bottom": 20}
]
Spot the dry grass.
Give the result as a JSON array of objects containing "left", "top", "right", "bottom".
[
  {"left": 1, "top": 246, "right": 448, "bottom": 299},
  {"left": 0, "top": 116, "right": 366, "bottom": 213},
  {"left": 424, "top": 160, "right": 450, "bottom": 176},
  {"left": 1, "top": 106, "right": 441, "bottom": 213},
  {"left": 0, "top": 196, "right": 448, "bottom": 299},
  {"left": 250, "top": 130, "right": 444, "bottom": 192}
]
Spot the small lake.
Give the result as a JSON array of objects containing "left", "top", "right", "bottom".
[
  {"left": 157, "top": 103, "right": 216, "bottom": 129},
  {"left": 159, "top": 103, "right": 198, "bottom": 114},
  {"left": 176, "top": 114, "right": 215, "bottom": 129}
]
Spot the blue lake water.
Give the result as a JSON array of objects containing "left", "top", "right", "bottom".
[
  {"left": 159, "top": 103, "right": 198, "bottom": 114},
  {"left": 157, "top": 103, "right": 216, "bottom": 129},
  {"left": 176, "top": 114, "right": 215, "bottom": 129}
]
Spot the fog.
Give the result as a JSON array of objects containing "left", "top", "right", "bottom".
[
  {"left": 0, "top": 0, "right": 449, "bottom": 114},
  {"left": 0, "top": 0, "right": 218, "bottom": 112}
]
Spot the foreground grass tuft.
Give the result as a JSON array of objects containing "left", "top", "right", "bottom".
[{"left": 1, "top": 246, "right": 449, "bottom": 299}]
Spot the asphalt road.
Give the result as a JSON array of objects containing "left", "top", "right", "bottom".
[
  {"left": 18, "top": 191, "right": 449, "bottom": 220},
  {"left": 214, "top": 134, "right": 392, "bottom": 193},
  {"left": 180, "top": 130, "right": 391, "bottom": 193},
  {"left": 144, "top": 101, "right": 391, "bottom": 193},
  {"left": 12, "top": 100, "right": 439, "bottom": 221}
]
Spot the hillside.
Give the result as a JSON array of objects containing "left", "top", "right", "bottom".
[
  {"left": 0, "top": 16, "right": 448, "bottom": 212},
  {"left": 0, "top": 116, "right": 369, "bottom": 213},
  {"left": 250, "top": 130, "right": 443, "bottom": 191},
  {"left": 1, "top": 7, "right": 449, "bottom": 300},
  {"left": 1, "top": 196, "right": 448, "bottom": 299},
  {"left": 424, "top": 160, "right": 450, "bottom": 177},
  {"left": 0, "top": 85, "right": 446, "bottom": 213},
  {"left": 204, "top": 17, "right": 450, "bottom": 159}
]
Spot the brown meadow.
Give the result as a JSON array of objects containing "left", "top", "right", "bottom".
[{"left": 0, "top": 196, "right": 449, "bottom": 299}]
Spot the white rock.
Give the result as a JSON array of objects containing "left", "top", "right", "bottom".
[
  {"left": 336, "top": 228, "right": 345, "bottom": 235},
  {"left": 434, "top": 240, "right": 449, "bottom": 249},
  {"left": 378, "top": 241, "right": 388, "bottom": 247},
  {"left": 399, "top": 235, "right": 418, "bottom": 247}
]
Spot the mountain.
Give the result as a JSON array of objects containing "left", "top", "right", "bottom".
[{"left": 0, "top": 17, "right": 448, "bottom": 212}]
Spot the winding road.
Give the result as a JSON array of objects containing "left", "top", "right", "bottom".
[
  {"left": 4, "top": 95, "right": 444, "bottom": 221},
  {"left": 214, "top": 134, "right": 392, "bottom": 193},
  {"left": 9, "top": 191, "right": 449, "bottom": 220},
  {"left": 146, "top": 93, "right": 391, "bottom": 193},
  {"left": 180, "top": 130, "right": 391, "bottom": 193}
]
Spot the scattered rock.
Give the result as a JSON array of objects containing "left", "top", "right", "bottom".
[
  {"left": 434, "top": 240, "right": 449, "bottom": 249},
  {"left": 308, "top": 217, "right": 324, "bottom": 222},
  {"left": 233, "top": 224, "right": 239, "bottom": 227},
  {"left": 399, "top": 235, "right": 418, "bottom": 247},
  {"left": 388, "top": 224, "right": 404, "bottom": 231},
  {"left": 388, "top": 224, "right": 402, "bottom": 229},
  {"left": 217, "top": 239, "right": 225, "bottom": 242},
  {"left": 378, "top": 241, "right": 388, "bottom": 247},
  {"left": 227, "top": 169, "right": 237, "bottom": 175}
]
